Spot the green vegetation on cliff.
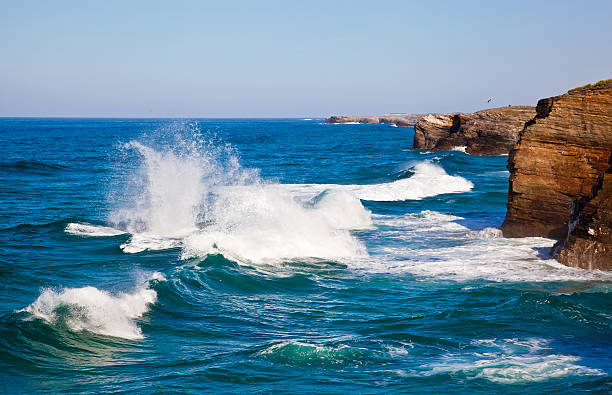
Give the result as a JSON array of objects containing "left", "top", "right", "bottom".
[{"left": 568, "top": 78, "right": 612, "bottom": 93}]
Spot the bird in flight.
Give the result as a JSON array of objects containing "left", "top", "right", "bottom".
[{"left": 487, "top": 97, "right": 493, "bottom": 103}]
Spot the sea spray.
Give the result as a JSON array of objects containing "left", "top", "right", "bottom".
[
  {"left": 108, "top": 128, "right": 370, "bottom": 262},
  {"left": 182, "top": 185, "right": 369, "bottom": 263},
  {"left": 21, "top": 272, "right": 165, "bottom": 340},
  {"left": 108, "top": 129, "right": 251, "bottom": 237}
]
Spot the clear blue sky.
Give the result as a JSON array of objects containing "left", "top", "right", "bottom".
[{"left": 1, "top": 0, "right": 611, "bottom": 117}]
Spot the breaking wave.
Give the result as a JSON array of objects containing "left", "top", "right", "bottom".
[
  {"left": 20, "top": 273, "right": 165, "bottom": 340},
  {"left": 69, "top": 133, "right": 473, "bottom": 264},
  {"left": 258, "top": 341, "right": 369, "bottom": 367},
  {"left": 284, "top": 161, "right": 473, "bottom": 201}
]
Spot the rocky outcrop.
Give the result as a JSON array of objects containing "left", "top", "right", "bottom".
[
  {"left": 412, "top": 114, "right": 455, "bottom": 150},
  {"left": 500, "top": 83, "right": 612, "bottom": 269},
  {"left": 555, "top": 159, "right": 612, "bottom": 270},
  {"left": 413, "top": 106, "right": 536, "bottom": 155},
  {"left": 324, "top": 114, "right": 424, "bottom": 127}
]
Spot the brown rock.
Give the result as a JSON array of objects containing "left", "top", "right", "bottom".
[
  {"left": 323, "top": 114, "right": 424, "bottom": 126},
  {"left": 555, "top": 159, "right": 612, "bottom": 270},
  {"left": 412, "top": 106, "right": 536, "bottom": 155},
  {"left": 413, "top": 114, "right": 455, "bottom": 150},
  {"left": 500, "top": 84, "right": 612, "bottom": 254}
]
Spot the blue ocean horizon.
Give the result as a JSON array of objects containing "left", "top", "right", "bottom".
[{"left": 1, "top": 118, "right": 612, "bottom": 393}]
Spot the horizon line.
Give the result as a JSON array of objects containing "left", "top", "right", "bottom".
[{"left": 0, "top": 116, "right": 330, "bottom": 120}]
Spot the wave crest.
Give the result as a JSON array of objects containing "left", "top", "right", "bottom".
[{"left": 20, "top": 273, "right": 164, "bottom": 339}]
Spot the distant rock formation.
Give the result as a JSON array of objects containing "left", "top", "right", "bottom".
[
  {"left": 323, "top": 114, "right": 424, "bottom": 127},
  {"left": 412, "top": 106, "right": 536, "bottom": 155},
  {"left": 500, "top": 82, "right": 612, "bottom": 270}
]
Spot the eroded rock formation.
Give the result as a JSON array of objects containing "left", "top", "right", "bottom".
[
  {"left": 412, "top": 106, "right": 536, "bottom": 155},
  {"left": 500, "top": 83, "right": 612, "bottom": 269},
  {"left": 555, "top": 159, "right": 612, "bottom": 270},
  {"left": 324, "top": 114, "right": 424, "bottom": 127}
]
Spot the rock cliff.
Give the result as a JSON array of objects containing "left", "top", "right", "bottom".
[
  {"left": 412, "top": 106, "right": 536, "bottom": 155},
  {"left": 555, "top": 159, "right": 612, "bottom": 270},
  {"left": 324, "top": 114, "right": 424, "bottom": 127},
  {"left": 500, "top": 83, "right": 612, "bottom": 269}
]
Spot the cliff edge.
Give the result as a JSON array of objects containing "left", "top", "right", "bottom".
[
  {"left": 500, "top": 82, "right": 612, "bottom": 269},
  {"left": 413, "top": 106, "right": 536, "bottom": 155}
]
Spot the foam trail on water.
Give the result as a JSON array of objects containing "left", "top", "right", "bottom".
[
  {"left": 21, "top": 273, "right": 165, "bottom": 340},
  {"left": 424, "top": 338, "right": 604, "bottom": 383},
  {"left": 65, "top": 223, "right": 127, "bottom": 237},
  {"left": 356, "top": 210, "right": 612, "bottom": 282}
]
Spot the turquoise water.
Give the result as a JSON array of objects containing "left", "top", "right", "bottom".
[{"left": 1, "top": 118, "right": 612, "bottom": 393}]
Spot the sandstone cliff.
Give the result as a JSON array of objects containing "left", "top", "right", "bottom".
[
  {"left": 555, "top": 159, "right": 612, "bottom": 270},
  {"left": 412, "top": 106, "right": 536, "bottom": 155},
  {"left": 324, "top": 114, "right": 423, "bottom": 127},
  {"left": 500, "top": 83, "right": 612, "bottom": 269}
]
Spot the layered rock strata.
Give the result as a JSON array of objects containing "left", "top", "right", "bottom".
[
  {"left": 500, "top": 83, "right": 612, "bottom": 269},
  {"left": 555, "top": 160, "right": 612, "bottom": 270},
  {"left": 324, "top": 114, "right": 424, "bottom": 127},
  {"left": 413, "top": 106, "right": 536, "bottom": 155}
]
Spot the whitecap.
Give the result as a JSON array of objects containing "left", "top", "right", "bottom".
[
  {"left": 20, "top": 273, "right": 165, "bottom": 340},
  {"left": 65, "top": 223, "right": 127, "bottom": 237},
  {"left": 284, "top": 161, "right": 473, "bottom": 202}
]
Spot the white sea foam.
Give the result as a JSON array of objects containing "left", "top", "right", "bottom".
[
  {"left": 311, "top": 190, "right": 373, "bottom": 230},
  {"left": 426, "top": 338, "right": 604, "bottom": 383},
  {"left": 182, "top": 186, "right": 369, "bottom": 263},
  {"left": 257, "top": 341, "right": 366, "bottom": 366},
  {"left": 466, "top": 227, "right": 503, "bottom": 239},
  {"left": 485, "top": 170, "right": 510, "bottom": 177},
  {"left": 100, "top": 134, "right": 608, "bottom": 282},
  {"left": 110, "top": 136, "right": 372, "bottom": 262},
  {"left": 284, "top": 161, "right": 473, "bottom": 201},
  {"left": 374, "top": 210, "right": 466, "bottom": 232},
  {"left": 65, "top": 223, "right": 127, "bottom": 237},
  {"left": 350, "top": 210, "right": 612, "bottom": 282},
  {"left": 21, "top": 273, "right": 164, "bottom": 340},
  {"left": 111, "top": 141, "right": 210, "bottom": 237},
  {"left": 452, "top": 146, "right": 467, "bottom": 153},
  {"left": 362, "top": 236, "right": 612, "bottom": 282},
  {"left": 104, "top": 131, "right": 475, "bottom": 262},
  {"left": 120, "top": 233, "right": 182, "bottom": 253}
]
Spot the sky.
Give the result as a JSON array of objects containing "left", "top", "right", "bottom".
[{"left": 1, "top": 0, "right": 611, "bottom": 117}]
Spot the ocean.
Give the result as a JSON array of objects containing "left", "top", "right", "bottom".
[{"left": 1, "top": 118, "right": 612, "bottom": 393}]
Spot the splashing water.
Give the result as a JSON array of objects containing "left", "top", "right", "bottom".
[
  {"left": 99, "top": 132, "right": 472, "bottom": 263},
  {"left": 21, "top": 273, "right": 165, "bottom": 340},
  {"left": 104, "top": 132, "right": 372, "bottom": 262}
]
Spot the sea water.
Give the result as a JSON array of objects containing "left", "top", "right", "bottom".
[{"left": 1, "top": 118, "right": 611, "bottom": 393}]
